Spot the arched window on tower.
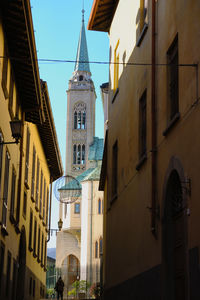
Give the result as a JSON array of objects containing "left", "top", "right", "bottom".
[
  {"left": 78, "top": 112, "right": 81, "bottom": 129},
  {"left": 77, "top": 145, "right": 81, "bottom": 164},
  {"left": 82, "top": 145, "right": 85, "bottom": 164},
  {"left": 99, "top": 237, "right": 103, "bottom": 257},
  {"left": 73, "top": 145, "right": 77, "bottom": 164},
  {"left": 74, "top": 111, "right": 77, "bottom": 129},
  {"left": 73, "top": 102, "right": 86, "bottom": 130},
  {"left": 82, "top": 111, "right": 86, "bottom": 129}
]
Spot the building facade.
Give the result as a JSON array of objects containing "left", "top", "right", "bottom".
[
  {"left": 89, "top": 0, "right": 200, "bottom": 299},
  {"left": 0, "top": 1, "right": 63, "bottom": 300}
]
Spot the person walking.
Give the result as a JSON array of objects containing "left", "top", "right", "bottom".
[{"left": 55, "top": 277, "right": 64, "bottom": 300}]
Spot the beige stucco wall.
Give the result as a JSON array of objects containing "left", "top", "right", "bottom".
[{"left": 103, "top": 0, "right": 200, "bottom": 291}]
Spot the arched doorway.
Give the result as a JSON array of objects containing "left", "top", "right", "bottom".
[
  {"left": 162, "top": 169, "right": 188, "bottom": 300},
  {"left": 68, "top": 254, "right": 80, "bottom": 285},
  {"left": 16, "top": 226, "right": 26, "bottom": 300}
]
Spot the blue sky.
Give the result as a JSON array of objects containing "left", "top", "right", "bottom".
[{"left": 30, "top": 0, "right": 109, "bottom": 247}]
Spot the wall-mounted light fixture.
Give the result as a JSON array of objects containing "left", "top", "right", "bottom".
[
  {"left": 0, "top": 118, "right": 23, "bottom": 145},
  {"left": 58, "top": 218, "right": 63, "bottom": 231}
]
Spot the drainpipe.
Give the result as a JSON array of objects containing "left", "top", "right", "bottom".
[
  {"left": 47, "top": 176, "right": 53, "bottom": 242},
  {"left": 151, "top": 0, "right": 157, "bottom": 237},
  {"left": 15, "top": 112, "right": 25, "bottom": 233},
  {"left": 90, "top": 180, "right": 93, "bottom": 287}
]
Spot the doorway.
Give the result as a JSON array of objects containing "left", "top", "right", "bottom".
[{"left": 162, "top": 169, "right": 188, "bottom": 300}]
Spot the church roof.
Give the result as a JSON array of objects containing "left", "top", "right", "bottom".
[
  {"left": 88, "top": 137, "right": 104, "bottom": 161},
  {"left": 74, "top": 9, "right": 90, "bottom": 73},
  {"left": 81, "top": 163, "right": 102, "bottom": 182}
]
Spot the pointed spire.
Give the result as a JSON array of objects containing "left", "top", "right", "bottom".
[{"left": 74, "top": 8, "right": 90, "bottom": 73}]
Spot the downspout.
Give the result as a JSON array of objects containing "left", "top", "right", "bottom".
[
  {"left": 151, "top": 0, "right": 157, "bottom": 237},
  {"left": 90, "top": 180, "right": 93, "bottom": 287},
  {"left": 15, "top": 112, "right": 25, "bottom": 233},
  {"left": 47, "top": 176, "right": 53, "bottom": 242}
]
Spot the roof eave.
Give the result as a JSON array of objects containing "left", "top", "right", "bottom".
[{"left": 88, "top": 0, "right": 119, "bottom": 32}]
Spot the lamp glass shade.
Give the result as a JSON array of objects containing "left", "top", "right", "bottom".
[
  {"left": 58, "top": 218, "right": 63, "bottom": 231},
  {"left": 10, "top": 119, "right": 22, "bottom": 141}
]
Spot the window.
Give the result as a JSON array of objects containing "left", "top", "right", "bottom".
[
  {"left": 39, "top": 171, "right": 43, "bottom": 216},
  {"left": 74, "top": 203, "right": 80, "bottom": 214},
  {"left": 25, "top": 127, "right": 30, "bottom": 187},
  {"left": 98, "top": 199, "right": 101, "bottom": 214},
  {"left": 114, "top": 40, "right": 119, "bottom": 92},
  {"left": 33, "top": 279, "right": 35, "bottom": 297},
  {"left": 73, "top": 145, "right": 77, "bottom": 164},
  {"left": 44, "top": 239, "right": 47, "bottom": 270},
  {"left": 73, "top": 144, "right": 86, "bottom": 165},
  {"left": 74, "top": 112, "right": 77, "bottom": 129},
  {"left": 33, "top": 218, "right": 37, "bottom": 257},
  {"left": 140, "top": 0, "right": 148, "bottom": 32},
  {"left": 82, "top": 145, "right": 85, "bottom": 164},
  {"left": 8, "top": 70, "right": 14, "bottom": 117},
  {"left": 29, "top": 209, "right": 33, "bottom": 251},
  {"left": 31, "top": 146, "right": 36, "bottom": 200},
  {"left": 10, "top": 166, "right": 16, "bottom": 221},
  {"left": 1, "top": 42, "right": 9, "bottom": 99},
  {"left": 77, "top": 145, "right": 81, "bottom": 164},
  {"left": 112, "top": 141, "right": 118, "bottom": 199},
  {"left": 46, "top": 188, "right": 49, "bottom": 227},
  {"left": 41, "top": 233, "right": 44, "bottom": 266},
  {"left": 12, "top": 259, "right": 17, "bottom": 300},
  {"left": 37, "top": 226, "right": 41, "bottom": 262},
  {"left": 99, "top": 238, "right": 103, "bottom": 256},
  {"left": 139, "top": 90, "right": 147, "bottom": 159},
  {"left": 43, "top": 179, "right": 46, "bottom": 221},
  {"left": 2, "top": 151, "right": 10, "bottom": 228},
  {"left": 73, "top": 102, "right": 86, "bottom": 130},
  {"left": 23, "top": 191, "right": 27, "bottom": 218},
  {"left": 95, "top": 241, "right": 98, "bottom": 258},
  {"left": 35, "top": 158, "right": 40, "bottom": 209},
  {"left": 29, "top": 277, "right": 32, "bottom": 296},
  {"left": 6, "top": 251, "right": 11, "bottom": 297},
  {"left": 167, "top": 35, "right": 179, "bottom": 121}
]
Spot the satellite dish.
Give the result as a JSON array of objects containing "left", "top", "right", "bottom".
[{"left": 53, "top": 175, "right": 81, "bottom": 204}]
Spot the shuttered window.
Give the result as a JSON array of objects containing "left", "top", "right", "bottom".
[
  {"left": 35, "top": 158, "right": 40, "bottom": 209},
  {"left": 43, "top": 179, "right": 46, "bottom": 220},
  {"left": 167, "top": 35, "right": 179, "bottom": 120},
  {"left": 0, "top": 133, "right": 3, "bottom": 196},
  {"left": 33, "top": 218, "right": 37, "bottom": 257},
  {"left": 139, "top": 90, "right": 147, "bottom": 158},
  {"left": 2, "top": 151, "right": 10, "bottom": 228},
  {"left": 37, "top": 226, "right": 41, "bottom": 262},
  {"left": 29, "top": 209, "right": 33, "bottom": 251},
  {"left": 10, "top": 166, "right": 16, "bottom": 220},
  {"left": 31, "top": 146, "right": 36, "bottom": 200},
  {"left": 39, "top": 171, "right": 43, "bottom": 216},
  {"left": 25, "top": 127, "right": 30, "bottom": 186}
]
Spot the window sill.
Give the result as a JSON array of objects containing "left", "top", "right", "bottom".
[
  {"left": 1, "top": 225, "right": 8, "bottom": 237},
  {"left": 9, "top": 214, "right": 16, "bottom": 225},
  {"left": 33, "top": 252, "right": 37, "bottom": 258},
  {"left": 42, "top": 220, "right": 46, "bottom": 227},
  {"left": 136, "top": 153, "right": 147, "bottom": 171},
  {"left": 136, "top": 23, "right": 148, "bottom": 47},
  {"left": 112, "top": 88, "right": 119, "bottom": 104},
  {"left": 24, "top": 180, "right": 30, "bottom": 190},
  {"left": 163, "top": 112, "right": 180, "bottom": 136},
  {"left": 15, "top": 223, "right": 21, "bottom": 234},
  {"left": 31, "top": 195, "right": 35, "bottom": 203},
  {"left": 39, "top": 213, "right": 43, "bottom": 220},
  {"left": 29, "top": 246, "right": 33, "bottom": 252},
  {"left": 35, "top": 206, "right": 39, "bottom": 212}
]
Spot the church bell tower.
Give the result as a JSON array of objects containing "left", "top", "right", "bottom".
[{"left": 65, "top": 9, "right": 96, "bottom": 177}]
